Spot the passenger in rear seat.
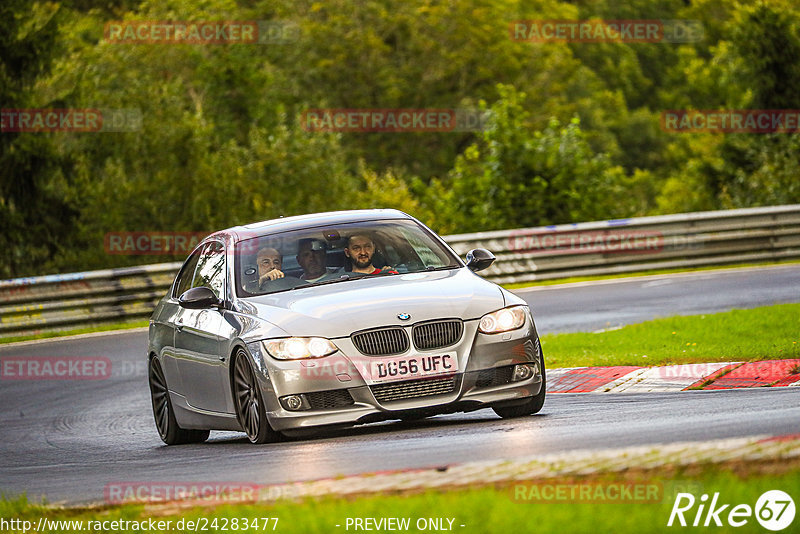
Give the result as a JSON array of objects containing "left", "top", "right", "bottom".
[{"left": 296, "top": 238, "right": 343, "bottom": 283}]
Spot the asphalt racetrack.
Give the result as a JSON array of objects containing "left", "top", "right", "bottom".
[
  {"left": 1, "top": 265, "right": 798, "bottom": 505},
  {"left": 520, "top": 264, "right": 800, "bottom": 333}
]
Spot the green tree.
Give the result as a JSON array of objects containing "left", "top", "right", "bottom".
[
  {"left": 716, "top": 1, "right": 800, "bottom": 207},
  {"left": 12, "top": 0, "right": 800, "bottom": 276},
  {"left": 46, "top": 0, "right": 363, "bottom": 272},
  {"left": 0, "top": 1, "right": 75, "bottom": 278},
  {"left": 425, "top": 85, "right": 634, "bottom": 234}
]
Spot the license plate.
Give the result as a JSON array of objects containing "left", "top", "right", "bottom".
[{"left": 369, "top": 353, "right": 458, "bottom": 383}]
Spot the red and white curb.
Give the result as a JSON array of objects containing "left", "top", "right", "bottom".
[{"left": 547, "top": 359, "right": 800, "bottom": 393}]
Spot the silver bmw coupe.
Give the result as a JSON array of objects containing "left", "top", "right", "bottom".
[{"left": 147, "top": 209, "right": 545, "bottom": 444}]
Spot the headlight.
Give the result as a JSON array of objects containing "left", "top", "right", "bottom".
[
  {"left": 263, "top": 337, "right": 338, "bottom": 360},
  {"left": 479, "top": 306, "right": 528, "bottom": 334}
]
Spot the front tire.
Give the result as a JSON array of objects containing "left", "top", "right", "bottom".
[
  {"left": 232, "top": 349, "right": 281, "bottom": 444},
  {"left": 149, "top": 357, "right": 209, "bottom": 445},
  {"left": 492, "top": 356, "right": 546, "bottom": 419}
]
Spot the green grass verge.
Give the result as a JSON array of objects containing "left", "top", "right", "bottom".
[
  {"left": 2, "top": 461, "right": 798, "bottom": 533},
  {"left": 541, "top": 303, "right": 800, "bottom": 368},
  {"left": 503, "top": 259, "right": 800, "bottom": 290},
  {"left": 0, "top": 320, "right": 149, "bottom": 345}
]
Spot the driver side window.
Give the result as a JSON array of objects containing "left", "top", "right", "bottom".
[
  {"left": 173, "top": 249, "right": 202, "bottom": 298},
  {"left": 192, "top": 241, "right": 226, "bottom": 299}
]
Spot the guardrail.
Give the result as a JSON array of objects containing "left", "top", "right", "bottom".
[
  {"left": 2, "top": 205, "right": 799, "bottom": 338},
  {"left": 0, "top": 263, "right": 182, "bottom": 338},
  {"left": 447, "top": 204, "right": 800, "bottom": 284}
]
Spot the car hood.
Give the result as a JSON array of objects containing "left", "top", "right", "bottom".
[{"left": 237, "top": 268, "right": 505, "bottom": 339}]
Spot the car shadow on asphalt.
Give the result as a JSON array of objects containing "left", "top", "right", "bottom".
[{"left": 202, "top": 410, "right": 549, "bottom": 445}]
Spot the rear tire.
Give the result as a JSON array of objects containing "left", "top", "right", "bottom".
[
  {"left": 232, "top": 349, "right": 281, "bottom": 444},
  {"left": 492, "top": 356, "right": 546, "bottom": 419},
  {"left": 149, "top": 357, "right": 210, "bottom": 445}
]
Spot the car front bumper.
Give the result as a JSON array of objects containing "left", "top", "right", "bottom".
[{"left": 246, "top": 316, "right": 544, "bottom": 432}]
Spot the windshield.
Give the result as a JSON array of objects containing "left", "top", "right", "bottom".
[{"left": 235, "top": 219, "right": 461, "bottom": 297}]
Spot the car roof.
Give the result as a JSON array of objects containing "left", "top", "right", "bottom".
[{"left": 213, "top": 209, "right": 414, "bottom": 244}]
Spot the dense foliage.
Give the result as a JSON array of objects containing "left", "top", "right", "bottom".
[{"left": 2, "top": 0, "right": 799, "bottom": 277}]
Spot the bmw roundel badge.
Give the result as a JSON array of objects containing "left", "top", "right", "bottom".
[{"left": 397, "top": 313, "right": 411, "bottom": 321}]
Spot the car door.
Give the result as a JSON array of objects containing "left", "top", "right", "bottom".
[
  {"left": 158, "top": 247, "right": 202, "bottom": 397},
  {"left": 173, "top": 240, "right": 231, "bottom": 413}
]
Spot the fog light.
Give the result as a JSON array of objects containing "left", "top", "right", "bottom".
[
  {"left": 512, "top": 364, "right": 533, "bottom": 381},
  {"left": 284, "top": 395, "right": 303, "bottom": 411}
]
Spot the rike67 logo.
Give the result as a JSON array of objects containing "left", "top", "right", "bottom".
[{"left": 668, "top": 490, "right": 795, "bottom": 531}]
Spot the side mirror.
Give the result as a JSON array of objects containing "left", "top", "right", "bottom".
[
  {"left": 179, "top": 286, "right": 222, "bottom": 309},
  {"left": 465, "top": 248, "right": 496, "bottom": 272}
]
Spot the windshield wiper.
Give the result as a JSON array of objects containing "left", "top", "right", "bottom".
[
  {"left": 424, "top": 265, "right": 460, "bottom": 272},
  {"left": 288, "top": 273, "right": 366, "bottom": 291}
]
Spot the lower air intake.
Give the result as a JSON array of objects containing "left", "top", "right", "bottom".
[
  {"left": 305, "top": 389, "right": 355, "bottom": 410},
  {"left": 371, "top": 376, "right": 457, "bottom": 403}
]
